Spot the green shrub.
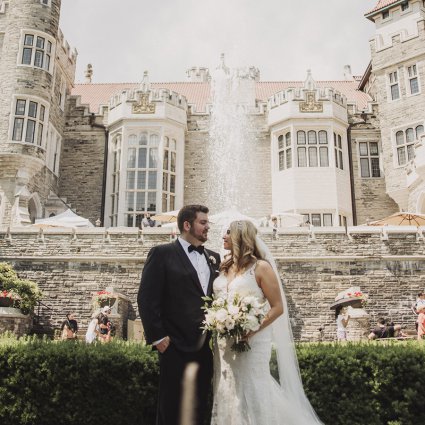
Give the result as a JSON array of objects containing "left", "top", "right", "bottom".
[
  {"left": 0, "top": 338, "right": 424, "bottom": 425},
  {"left": 0, "top": 262, "right": 42, "bottom": 314},
  {"left": 0, "top": 338, "right": 158, "bottom": 425}
]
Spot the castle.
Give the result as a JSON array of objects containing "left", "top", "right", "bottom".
[{"left": 0, "top": 0, "right": 424, "bottom": 229}]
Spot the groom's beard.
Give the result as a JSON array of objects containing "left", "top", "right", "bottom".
[{"left": 189, "top": 226, "right": 208, "bottom": 243}]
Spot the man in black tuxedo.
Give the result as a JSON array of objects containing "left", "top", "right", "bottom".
[{"left": 138, "top": 204, "right": 220, "bottom": 425}]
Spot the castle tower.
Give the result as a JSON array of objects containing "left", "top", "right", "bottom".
[
  {"left": 267, "top": 70, "right": 353, "bottom": 226},
  {"left": 0, "top": 0, "right": 76, "bottom": 226},
  {"left": 365, "top": 0, "right": 425, "bottom": 212}
]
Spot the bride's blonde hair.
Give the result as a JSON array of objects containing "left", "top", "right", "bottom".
[{"left": 220, "top": 220, "right": 265, "bottom": 274}]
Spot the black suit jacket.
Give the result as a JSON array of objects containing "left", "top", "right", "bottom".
[{"left": 138, "top": 240, "right": 221, "bottom": 352}]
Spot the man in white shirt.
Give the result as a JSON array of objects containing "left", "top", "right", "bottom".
[{"left": 138, "top": 204, "right": 220, "bottom": 425}]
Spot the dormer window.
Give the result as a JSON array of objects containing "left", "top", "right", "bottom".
[
  {"left": 382, "top": 10, "right": 389, "bottom": 19},
  {"left": 401, "top": 1, "right": 409, "bottom": 11}
]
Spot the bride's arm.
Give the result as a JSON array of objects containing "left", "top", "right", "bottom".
[{"left": 245, "top": 260, "right": 284, "bottom": 339}]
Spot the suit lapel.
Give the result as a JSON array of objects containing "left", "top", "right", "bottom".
[
  {"left": 173, "top": 240, "right": 205, "bottom": 295},
  {"left": 204, "top": 249, "right": 218, "bottom": 296}
]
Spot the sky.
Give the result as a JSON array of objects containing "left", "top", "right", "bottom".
[{"left": 59, "top": 0, "right": 377, "bottom": 84}]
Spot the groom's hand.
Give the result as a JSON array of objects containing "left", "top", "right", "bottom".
[{"left": 156, "top": 336, "right": 171, "bottom": 353}]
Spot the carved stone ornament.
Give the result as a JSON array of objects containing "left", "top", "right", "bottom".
[
  {"left": 132, "top": 93, "right": 155, "bottom": 114},
  {"left": 299, "top": 91, "right": 323, "bottom": 113}
]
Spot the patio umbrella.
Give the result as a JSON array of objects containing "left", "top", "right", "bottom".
[
  {"left": 367, "top": 212, "right": 425, "bottom": 226},
  {"left": 33, "top": 209, "right": 94, "bottom": 228},
  {"left": 209, "top": 208, "right": 258, "bottom": 227},
  {"left": 271, "top": 212, "right": 304, "bottom": 227},
  {"left": 151, "top": 210, "right": 179, "bottom": 223}
]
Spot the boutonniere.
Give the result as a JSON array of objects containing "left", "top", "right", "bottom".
[{"left": 209, "top": 255, "right": 217, "bottom": 265}]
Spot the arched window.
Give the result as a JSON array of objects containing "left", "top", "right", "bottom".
[
  {"left": 297, "top": 130, "right": 329, "bottom": 168},
  {"left": 125, "top": 132, "right": 161, "bottom": 227},
  {"left": 395, "top": 126, "right": 421, "bottom": 166},
  {"left": 277, "top": 132, "right": 292, "bottom": 171},
  {"left": 297, "top": 131, "right": 307, "bottom": 167}
]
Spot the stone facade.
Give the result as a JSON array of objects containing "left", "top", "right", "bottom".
[
  {"left": 1, "top": 226, "right": 424, "bottom": 341},
  {"left": 1, "top": 1, "right": 424, "bottom": 228},
  {"left": 0, "top": 0, "right": 76, "bottom": 226},
  {"left": 60, "top": 97, "right": 106, "bottom": 224}
]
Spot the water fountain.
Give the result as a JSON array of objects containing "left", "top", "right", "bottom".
[{"left": 205, "top": 54, "right": 271, "bottom": 218}]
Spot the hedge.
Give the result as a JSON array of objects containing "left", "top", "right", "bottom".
[{"left": 0, "top": 336, "right": 424, "bottom": 425}]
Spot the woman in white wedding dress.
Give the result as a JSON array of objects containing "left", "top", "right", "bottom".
[{"left": 211, "top": 220, "right": 323, "bottom": 425}]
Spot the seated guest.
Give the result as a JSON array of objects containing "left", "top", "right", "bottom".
[{"left": 368, "top": 318, "right": 403, "bottom": 340}]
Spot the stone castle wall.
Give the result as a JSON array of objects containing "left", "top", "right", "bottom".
[
  {"left": 349, "top": 111, "right": 399, "bottom": 225},
  {"left": 369, "top": 19, "right": 425, "bottom": 209},
  {"left": 1, "top": 226, "right": 424, "bottom": 341},
  {"left": 60, "top": 97, "right": 106, "bottom": 224}
]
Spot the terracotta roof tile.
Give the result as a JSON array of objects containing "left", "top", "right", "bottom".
[
  {"left": 365, "top": 0, "right": 401, "bottom": 16},
  {"left": 72, "top": 78, "right": 371, "bottom": 114}
]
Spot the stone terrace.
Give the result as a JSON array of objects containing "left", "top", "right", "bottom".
[{"left": 1, "top": 226, "right": 425, "bottom": 340}]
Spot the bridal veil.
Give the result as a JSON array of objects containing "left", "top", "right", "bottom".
[{"left": 256, "top": 235, "right": 323, "bottom": 425}]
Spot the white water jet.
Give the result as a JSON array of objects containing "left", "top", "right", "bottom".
[{"left": 205, "top": 55, "right": 266, "bottom": 217}]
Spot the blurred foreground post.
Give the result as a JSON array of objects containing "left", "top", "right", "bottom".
[{"left": 180, "top": 362, "right": 199, "bottom": 425}]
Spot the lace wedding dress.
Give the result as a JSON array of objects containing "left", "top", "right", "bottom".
[{"left": 210, "top": 262, "right": 323, "bottom": 425}]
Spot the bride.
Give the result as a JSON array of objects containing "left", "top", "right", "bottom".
[{"left": 211, "top": 220, "right": 323, "bottom": 425}]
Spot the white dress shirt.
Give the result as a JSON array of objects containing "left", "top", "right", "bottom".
[{"left": 178, "top": 237, "right": 210, "bottom": 295}]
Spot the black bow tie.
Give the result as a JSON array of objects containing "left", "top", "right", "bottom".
[{"left": 188, "top": 245, "right": 205, "bottom": 255}]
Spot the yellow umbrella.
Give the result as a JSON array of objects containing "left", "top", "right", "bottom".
[{"left": 367, "top": 212, "right": 425, "bottom": 226}]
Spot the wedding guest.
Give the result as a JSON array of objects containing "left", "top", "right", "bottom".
[
  {"left": 368, "top": 318, "right": 403, "bottom": 340},
  {"left": 411, "top": 292, "right": 425, "bottom": 331},
  {"left": 85, "top": 311, "right": 100, "bottom": 343},
  {"left": 61, "top": 313, "right": 78, "bottom": 340},
  {"left": 417, "top": 304, "right": 425, "bottom": 341},
  {"left": 98, "top": 306, "right": 112, "bottom": 342},
  {"left": 335, "top": 306, "right": 350, "bottom": 341}
]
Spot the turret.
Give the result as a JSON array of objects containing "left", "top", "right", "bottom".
[{"left": 0, "top": 0, "right": 76, "bottom": 225}]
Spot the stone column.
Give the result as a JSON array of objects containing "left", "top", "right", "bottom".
[{"left": 0, "top": 306, "right": 32, "bottom": 336}]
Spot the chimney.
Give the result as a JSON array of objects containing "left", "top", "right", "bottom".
[
  {"left": 84, "top": 64, "right": 93, "bottom": 83},
  {"left": 343, "top": 65, "right": 353, "bottom": 80}
]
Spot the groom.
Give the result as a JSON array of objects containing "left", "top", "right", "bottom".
[{"left": 138, "top": 204, "right": 220, "bottom": 425}]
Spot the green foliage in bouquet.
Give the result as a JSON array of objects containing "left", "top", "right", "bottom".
[{"left": 0, "top": 262, "right": 42, "bottom": 314}]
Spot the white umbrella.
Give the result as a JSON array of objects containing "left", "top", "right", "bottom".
[
  {"left": 33, "top": 209, "right": 94, "bottom": 228},
  {"left": 271, "top": 212, "right": 304, "bottom": 227},
  {"left": 151, "top": 210, "right": 180, "bottom": 223}
]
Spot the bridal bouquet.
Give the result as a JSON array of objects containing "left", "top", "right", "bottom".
[{"left": 201, "top": 293, "right": 266, "bottom": 352}]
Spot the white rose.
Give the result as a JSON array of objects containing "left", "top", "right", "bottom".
[
  {"left": 245, "top": 315, "right": 261, "bottom": 332},
  {"left": 213, "top": 297, "right": 225, "bottom": 307},
  {"left": 204, "top": 312, "right": 216, "bottom": 325},
  {"left": 242, "top": 296, "right": 256, "bottom": 306},
  {"left": 215, "top": 308, "right": 228, "bottom": 323},
  {"left": 228, "top": 304, "right": 240, "bottom": 316},
  {"left": 225, "top": 317, "right": 235, "bottom": 330}
]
